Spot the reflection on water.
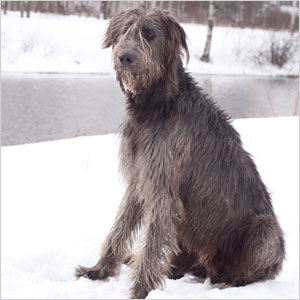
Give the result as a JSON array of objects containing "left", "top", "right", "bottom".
[
  {"left": 197, "top": 75, "right": 299, "bottom": 119},
  {"left": 1, "top": 73, "right": 298, "bottom": 146}
]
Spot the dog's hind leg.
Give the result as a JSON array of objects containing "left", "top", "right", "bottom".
[
  {"left": 75, "top": 185, "right": 143, "bottom": 281},
  {"left": 225, "top": 215, "right": 285, "bottom": 287},
  {"left": 168, "top": 246, "right": 207, "bottom": 280}
]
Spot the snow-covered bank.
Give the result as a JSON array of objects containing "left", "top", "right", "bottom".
[
  {"left": 1, "top": 12, "right": 298, "bottom": 76},
  {"left": 1, "top": 117, "right": 299, "bottom": 299}
]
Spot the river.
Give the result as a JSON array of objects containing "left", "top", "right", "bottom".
[{"left": 1, "top": 73, "right": 298, "bottom": 146}]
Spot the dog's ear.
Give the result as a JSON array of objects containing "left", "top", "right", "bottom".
[
  {"left": 102, "top": 12, "right": 126, "bottom": 48},
  {"left": 162, "top": 14, "right": 190, "bottom": 65}
]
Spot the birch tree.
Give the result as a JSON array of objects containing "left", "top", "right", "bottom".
[
  {"left": 26, "top": 1, "right": 30, "bottom": 18},
  {"left": 290, "top": 0, "right": 297, "bottom": 33},
  {"left": 200, "top": 1, "right": 216, "bottom": 63},
  {"left": 236, "top": 1, "right": 244, "bottom": 27}
]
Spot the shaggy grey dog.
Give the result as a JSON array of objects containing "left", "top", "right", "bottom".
[{"left": 75, "top": 7, "right": 285, "bottom": 299}]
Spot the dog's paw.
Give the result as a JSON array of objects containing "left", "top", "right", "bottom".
[
  {"left": 74, "top": 264, "right": 112, "bottom": 281},
  {"left": 130, "top": 285, "right": 149, "bottom": 299},
  {"left": 75, "top": 265, "right": 99, "bottom": 280}
]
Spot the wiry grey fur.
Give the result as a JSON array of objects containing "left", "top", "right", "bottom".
[{"left": 75, "top": 7, "right": 285, "bottom": 299}]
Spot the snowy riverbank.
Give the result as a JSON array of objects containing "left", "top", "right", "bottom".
[
  {"left": 1, "top": 116, "right": 299, "bottom": 299},
  {"left": 1, "top": 12, "right": 298, "bottom": 77}
]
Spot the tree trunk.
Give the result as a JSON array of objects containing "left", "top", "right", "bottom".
[
  {"left": 118, "top": 1, "right": 128, "bottom": 12},
  {"left": 167, "top": 1, "right": 174, "bottom": 13},
  {"left": 101, "top": 1, "right": 108, "bottom": 19},
  {"left": 236, "top": 1, "right": 244, "bottom": 28},
  {"left": 3, "top": 1, "right": 8, "bottom": 14},
  {"left": 26, "top": 1, "right": 30, "bottom": 18},
  {"left": 68, "top": 1, "right": 75, "bottom": 14},
  {"left": 20, "top": 1, "right": 24, "bottom": 17},
  {"left": 95, "top": 2, "right": 101, "bottom": 19},
  {"left": 290, "top": 0, "right": 297, "bottom": 33},
  {"left": 200, "top": 1, "right": 216, "bottom": 63},
  {"left": 176, "top": 2, "right": 181, "bottom": 19},
  {"left": 10, "top": 1, "right": 16, "bottom": 11},
  {"left": 33, "top": 2, "right": 38, "bottom": 13}
]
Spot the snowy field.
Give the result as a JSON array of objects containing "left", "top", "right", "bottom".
[
  {"left": 1, "top": 11, "right": 298, "bottom": 76},
  {"left": 1, "top": 116, "right": 299, "bottom": 299}
]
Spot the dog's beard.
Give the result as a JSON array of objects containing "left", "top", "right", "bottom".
[
  {"left": 118, "top": 69, "right": 150, "bottom": 96},
  {"left": 121, "top": 71, "right": 136, "bottom": 94}
]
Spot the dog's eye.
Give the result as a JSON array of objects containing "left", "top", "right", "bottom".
[
  {"left": 123, "top": 21, "right": 134, "bottom": 34},
  {"left": 142, "top": 27, "right": 156, "bottom": 41},
  {"left": 123, "top": 26, "right": 130, "bottom": 35}
]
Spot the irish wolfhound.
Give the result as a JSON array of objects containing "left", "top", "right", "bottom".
[{"left": 75, "top": 7, "right": 285, "bottom": 299}]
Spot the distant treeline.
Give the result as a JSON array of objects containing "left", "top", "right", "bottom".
[{"left": 1, "top": 1, "right": 299, "bottom": 30}]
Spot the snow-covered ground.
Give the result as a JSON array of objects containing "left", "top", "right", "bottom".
[
  {"left": 1, "top": 116, "right": 299, "bottom": 299},
  {"left": 1, "top": 11, "right": 298, "bottom": 76}
]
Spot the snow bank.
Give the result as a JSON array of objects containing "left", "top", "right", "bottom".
[
  {"left": 1, "top": 116, "right": 299, "bottom": 299},
  {"left": 1, "top": 11, "right": 298, "bottom": 76}
]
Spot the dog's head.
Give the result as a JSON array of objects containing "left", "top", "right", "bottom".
[{"left": 102, "top": 7, "right": 189, "bottom": 95}]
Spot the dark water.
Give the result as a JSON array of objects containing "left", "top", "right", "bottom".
[{"left": 1, "top": 73, "right": 298, "bottom": 146}]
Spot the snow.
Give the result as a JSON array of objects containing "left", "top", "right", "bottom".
[
  {"left": 1, "top": 11, "right": 298, "bottom": 77},
  {"left": 1, "top": 116, "right": 299, "bottom": 299},
  {"left": 1, "top": 8, "right": 299, "bottom": 299}
]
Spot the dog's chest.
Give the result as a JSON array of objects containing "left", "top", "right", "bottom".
[
  {"left": 119, "top": 117, "right": 189, "bottom": 192},
  {"left": 120, "top": 120, "right": 172, "bottom": 181}
]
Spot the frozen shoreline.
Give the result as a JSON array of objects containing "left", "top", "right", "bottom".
[
  {"left": 2, "top": 70, "right": 298, "bottom": 78},
  {"left": 1, "top": 12, "right": 298, "bottom": 77}
]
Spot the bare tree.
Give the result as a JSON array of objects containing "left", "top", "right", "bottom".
[
  {"left": 26, "top": 1, "right": 30, "bottom": 18},
  {"left": 3, "top": 1, "right": 7, "bottom": 14},
  {"left": 290, "top": 0, "right": 297, "bottom": 33},
  {"left": 236, "top": 1, "right": 244, "bottom": 27},
  {"left": 20, "top": 1, "right": 24, "bottom": 17},
  {"left": 201, "top": 1, "right": 216, "bottom": 62}
]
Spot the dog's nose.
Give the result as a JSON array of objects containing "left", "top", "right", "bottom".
[{"left": 119, "top": 53, "right": 134, "bottom": 65}]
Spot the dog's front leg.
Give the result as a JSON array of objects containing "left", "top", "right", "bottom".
[
  {"left": 130, "top": 191, "right": 179, "bottom": 299},
  {"left": 75, "top": 186, "right": 143, "bottom": 280}
]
